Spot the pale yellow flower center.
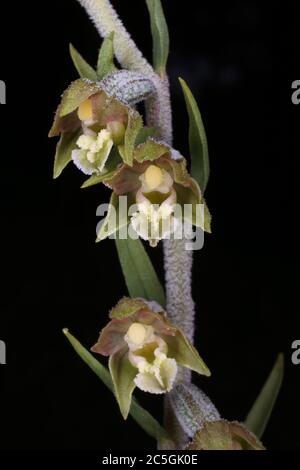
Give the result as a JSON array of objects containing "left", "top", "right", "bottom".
[
  {"left": 78, "top": 99, "right": 93, "bottom": 121},
  {"left": 126, "top": 322, "right": 147, "bottom": 346},
  {"left": 144, "top": 165, "right": 164, "bottom": 191}
]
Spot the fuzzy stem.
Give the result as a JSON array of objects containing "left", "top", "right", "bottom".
[
  {"left": 77, "top": 0, "right": 191, "bottom": 448},
  {"left": 76, "top": 0, "right": 172, "bottom": 143}
]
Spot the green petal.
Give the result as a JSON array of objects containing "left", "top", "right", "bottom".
[
  {"left": 109, "top": 348, "right": 137, "bottom": 419},
  {"left": 53, "top": 130, "right": 81, "bottom": 179},
  {"left": 179, "top": 78, "right": 210, "bottom": 194},
  {"left": 123, "top": 110, "right": 143, "bottom": 166},
  {"left": 69, "top": 44, "right": 97, "bottom": 81},
  {"left": 110, "top": 297, "right": 147, "bottom": 320},
  {"left": 245, "top": 353, "right": 284, "bottom": 438},
  {"left": 97, "top": 32, "right": 117, "bottom": 80},
  {"left": 163, "top": 328, "right": 211, "bottom": 377},
  {"left": 96, "top": 192, "right": 130, "bottom": 242},
  {"left": 134, "top": 138, "right": 169, "bottom": 162}
]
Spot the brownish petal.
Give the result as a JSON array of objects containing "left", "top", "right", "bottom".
[
  {"left": 107, "top": 161, "right": 148, "bottom": 195},
  {"left": 91, "top": 92, "right": 128, "bottom": 127},
  {"left": 91, "top": 317, "right": 131, "bottom": 356},
  {"left": 137, "top": 310, "right": 177, "bottom": 337}
]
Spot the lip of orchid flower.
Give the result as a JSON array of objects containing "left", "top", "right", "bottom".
[
  {"left": 131, "top": 187, "right": 179, "bottom": 247},
  {"left": 91, "top": 297, "right": 210, "bottom": 419}
]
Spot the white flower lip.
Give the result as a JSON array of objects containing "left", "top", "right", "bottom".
[
  {"left": 130, "top": 188, "right": 179, "bottom": 246},
  {"left": 72, "top": 128, "right": 113, "bottom": 175},
  {"left": 124, "top": 322, "right": 178, "bottom": 394}
]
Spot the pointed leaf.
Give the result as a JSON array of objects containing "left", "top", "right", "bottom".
[
  {"left": 179, "top": 78, "right": 210, "bottom": 193},
  {"left": 109, "top": 348, "right": 137, "bottom": 419},
  {"left": 97, "top": 32, "right": 117, "bottom": 80},
  {"left": 245, "top": 353, "right": 284, "bottom": 438},
  {"left": 69, "top": 44, "right": 97, "bottom": 81},
  {"left": 53, "top": 130, "right": 81, "bottom": 179},
  {"left": 96, "top": 193, "right": 129, "bottom": 242},
  {"left": 115, "top": 237, "right": 165, "bottom": 307},
  {"left": 63, "top": 329, "right": 170, "bottom": 442},
  {"left": 163, "top": 328, "right": 211, "bottom": 377},
  {"left": 146, "top": 0, "right": 169, "bottom": 76}
]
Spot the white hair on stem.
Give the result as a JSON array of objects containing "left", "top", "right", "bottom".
[{"left": 76, "top": 0, "right": 172, "bottom": 143}]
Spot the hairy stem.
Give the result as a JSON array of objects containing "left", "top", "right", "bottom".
[
  {"left": 76, "top": 0, "right": 172, "bottom": 142},
  {"left": 77, "top": 0, "right": 191, "bottom": 448}
]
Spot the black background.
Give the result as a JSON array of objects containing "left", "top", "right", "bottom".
[{"left": 0, "top": 0, "right": 300, "bottom": 451}]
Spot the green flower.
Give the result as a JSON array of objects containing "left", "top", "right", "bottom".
[
  {"left": 186, "top": 420, "right": 265, "bottom": 450},
  {"left": 91, "top": 297, "right": 210, "bottom": 419},
  {"left": 94, "top": 139, "right": 211, "bottom": 245},
  {"left": 49, "top": 78, "right": 142, "bottom": 178}
]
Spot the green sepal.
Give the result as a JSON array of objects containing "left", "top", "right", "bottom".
[
  {"left": 134, "top": 138, "right": 169, "bottom": 162},
  {"left": 97, "top": 31, "right": 117, "bottom": 80},
  {"left": 110, "top": 297, "right": 147, "bottom": 320},
  {"left": 123, "top": 111, "right": 143, "bottom": 166},
  {"left": 59, "top": 79, "right": 101, "bottom": 118},
  {"left": 63, "top": 329, "right": 170, "bottom": 442},
  {"left": 53, "top": 129, "right": 81, "bottom": 179},
  {"left": 69, "top": 43, "right": 97, "bottom": 81},
  {"left": 163, "top": 328, "right": 211, "bottom": 377},
  {"left": 179, "top": 77, "right": 210, "bottom": 194},
  {"left": 109, "top": 348, "right": 137, "bottom": 420}
]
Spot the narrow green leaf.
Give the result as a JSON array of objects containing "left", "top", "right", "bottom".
[
  {"left": 69, "top": 44, "right": 97, "bottom": 81},
  {"left": 97, "top": 32, "right": 117, "bottom": 80},
  {"left": 115, "top": 237, "right": 165, "bottom": 307},
  {"left": 96, "top": 193, "right": 129, "bottom": 242},
  {"left": 245, "top": 353, "right": 284, "bottom": 438},
  {"left": 179, "top": 78, "right": 210, "bottom": 193},
  {"left": 63, "top": 328, "right": 170, "bottom": 442},
  {"left": 146, "top": 0, "right": 170, "bottom": 75},
  {"left": 53, "top": 130, "right": 80, "bottom": 179}
]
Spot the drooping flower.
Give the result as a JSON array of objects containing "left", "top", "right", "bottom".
[
  {"left": 94, "top": 138, "right": 211, "bottom": 245},
  {"left": 91, "top": 297, "right": 210, "bottom": 419},
  {"left": 49, "top": 77, "right": 145, "bottom": 178},
  {"left": 185, "top": 420, "right": 265, "bottom": 450}
]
